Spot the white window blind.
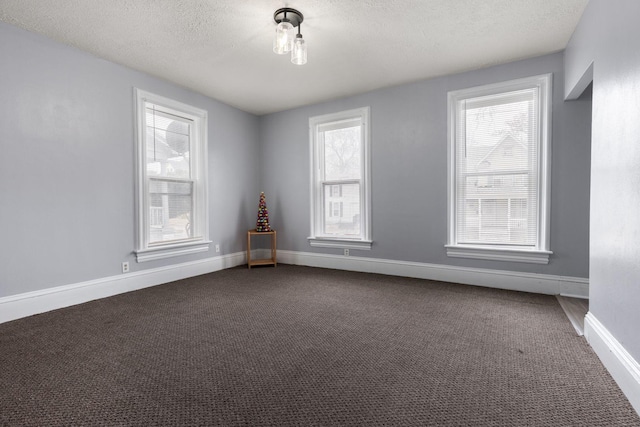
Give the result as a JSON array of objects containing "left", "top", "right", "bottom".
[
  {"left": 145, "top": 106, "right": 196, "bottom": 245},
  {"left": 455, "top": 89, "right": 538, "bottom": 246},
  {"left": 447, "top": 75, "right": 552, "bottom": 263},
  {"left": 320, "top": 124, "right": 362, "bottom": 238}
]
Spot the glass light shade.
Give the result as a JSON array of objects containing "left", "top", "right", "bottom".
[
  {"left": 273, "top": 21, "right": 294, "bottom": 54},
  {"left": 291, "top": 35, "right": 307, "bottom": 65}
]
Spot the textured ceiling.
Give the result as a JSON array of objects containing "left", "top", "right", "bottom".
[{"left": 0, "top": 0, "right": 588, "bottom": 115}]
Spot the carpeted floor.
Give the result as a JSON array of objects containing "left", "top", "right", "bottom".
[{"left": 1, "top": 265, "right": 638, "bottom": 426}]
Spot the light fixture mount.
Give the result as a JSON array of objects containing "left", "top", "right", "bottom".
[{"left": 273, "top": 7, "right": 304, "bottom": 28}]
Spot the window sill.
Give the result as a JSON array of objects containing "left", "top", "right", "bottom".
[
  {"left": 308, "top": 237, "right": 372, "bottom": 250},
  {"left": 445, "top": 244, "right": 551, "bottom": 264},
  {"left": 136, "top": 240, "right": 211, "bottom": 263}
]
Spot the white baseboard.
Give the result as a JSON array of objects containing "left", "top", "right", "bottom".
[
  {"left": 275, "top": 249, "right": 589, "bottom": 297},
  {"left": 0, "top": 252, "right": 246, "bottom": 324},
  {"left": 1, "top": 249, "right": 589, "bottom": 325},
  {"left": 584, "top": 312, "right": 640, "bottom": 416}
]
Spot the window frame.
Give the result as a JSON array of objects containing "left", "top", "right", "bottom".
[
  {"left": 308, "top": 107, "right": 372, "bottom": 250},
  {"left": 446, "top": 74, "right": 553, "bottom": 264},
  {"left": 134, "top": 88, "right": 210, "bottom": 262}
]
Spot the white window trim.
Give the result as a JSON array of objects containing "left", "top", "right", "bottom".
[
  {"left": 308, "top": 238, "right": 373, "bottom": 250},
  {"left": 134, "top": 88, "right": 210, "bottom": 262},
  {"left": 446, "top": 74, "right": 552, "bottom": 264},
  {"left": 308, "top": 107, "right": 372, "bottom": 250}
]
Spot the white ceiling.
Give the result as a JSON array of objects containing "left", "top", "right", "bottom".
[{"left": 0, "top": 0, "right": 588, "bottom": 115}]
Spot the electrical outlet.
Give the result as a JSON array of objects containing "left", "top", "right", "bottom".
[
  {"left": 215, "top": 244, "right": 220, "bottom": 253},
  {"left": 344, "top": 248, "right": 350, "bottom": 256},
  {"left": 122, "top": 262, "right": 129, "bottom": 273}
]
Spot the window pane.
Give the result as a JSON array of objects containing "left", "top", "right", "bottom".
[
  {"left": 324, "top": 126, "right": 361, "bottom": 180},
  {"left": 463, "top": 199, "right": 480, "bottom": 241},
  {"left": 456, "top": 89, "right": 538, "bottom": 247},
  {"left": 464, "top": 173, "right": 529, "bottom": 196},
  {"left": 148, "top": 180, "right": 193, "bottom": 244},
  {"left": 511, "top": 198, "right": 527, "bottom": 218},
  {"left": 146, "top": 108, "right": 191, "bottom": 179},
  {"left": 508, "top": 198, "right": 529, "bottom": 243},
  {"left": 323, "top": 183, "right": 360, "bottom": 237},
  {"left": 459, "top": 172, "right": 534, "bottom": 245},
  {"left": 462, "top": 95, "right": 534, "bottom": 175},
  {"left": 480, "top": 199, "right": 508, "bottom": 241}
]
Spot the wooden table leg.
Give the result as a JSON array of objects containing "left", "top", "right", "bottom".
[
  {"left": 247, "top": 231, "right": 251, "bottom": 269},
  {"left": 272, "top": 230, "right": 277, "bottom": 266}
]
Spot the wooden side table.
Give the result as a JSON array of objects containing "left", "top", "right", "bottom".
[{"left": 247, "top": 229, "right": 277, "bottom": 269}]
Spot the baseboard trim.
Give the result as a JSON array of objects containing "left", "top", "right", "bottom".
[
  {"left": 0, "top": 252, "right": 246, "bottom": 324},
  {"left": 273, "top": 250, "right": 589, "bottom": 297},
  {"left": 584, "top": 312, "right": 640, "bottom": 416},
  {"left": 2, "top": 249, "right": 589, "bottom": 325}
]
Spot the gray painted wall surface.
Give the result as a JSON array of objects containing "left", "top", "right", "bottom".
[
  {"left": 0, "top": 19, "right": 593, "bottom": 305},
  {"left": 565, "top": 0, "right": 640, "bottom": 361},
  {"left": 259, "top": 52, "right": 591, "bottom": 278},
  {"left": 0, "top": 22, "right": 260, "bottom": 298}
]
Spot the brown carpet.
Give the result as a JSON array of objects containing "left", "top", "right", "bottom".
[{"left": 1, "top": 265, "right": 638, "bottom": 426}]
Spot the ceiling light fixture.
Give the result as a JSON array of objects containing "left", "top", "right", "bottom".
[{"left": 273, "top": 8, "right": 306, "bottom": 65}]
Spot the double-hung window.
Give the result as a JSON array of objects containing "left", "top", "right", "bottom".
[
  {"left": 134, "top": 89, "right": 209, "bottom": 262},
  {"left": 446, "top": 74, "right": 552, "bottom": 264},
  {"left": 309, "top": 107, "right": 372, "bottom": 250}
]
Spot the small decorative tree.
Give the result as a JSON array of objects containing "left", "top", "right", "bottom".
[{"left": 256, "top": 192, "right": 272, "bottom": 232}]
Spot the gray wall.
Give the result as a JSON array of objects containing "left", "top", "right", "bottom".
[
  {"left": 565, "top": 0, "right": 640, "bottom": 361},
  {"left": 259, "top": 52, "right": 592, "bottom": 278},
  {"left": 0, "top": 18, "right": 594, "bottom": 305},
  {"left": 0, "top": 22, "right": 260, "bottom": 298}
]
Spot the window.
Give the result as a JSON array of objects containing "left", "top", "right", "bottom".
[
  {"left": 308, "top": 107, "right": 372, "bottom": 249},
  {"left": 329, "top": 201, "right": 343, "bottom": 218},
  {"left": 134, "top": 89, "right": 209, "bottom": 262},
  {"left": 446, "top": 74, "right": 552, "bottom": 264}
]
